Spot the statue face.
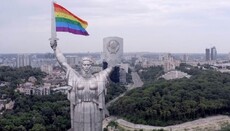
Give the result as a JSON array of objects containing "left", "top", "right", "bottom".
[{"left": 82, "top": 60, "right": 92, "bottom": 73}]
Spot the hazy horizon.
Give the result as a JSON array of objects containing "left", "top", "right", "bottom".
[{"left": 0, "top": 52, "right": 229, "bottom": 55}]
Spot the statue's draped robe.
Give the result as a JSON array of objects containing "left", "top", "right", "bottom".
[{"left": 66, "top": 68, "right": 110, "bottom": 131}]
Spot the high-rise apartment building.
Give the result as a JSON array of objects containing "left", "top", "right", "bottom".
[
  {"left": 205, "top": 48, "right": 210, "bottom": 61},
  {"left": 205, "top": 47, "right": 217, "bottom": 61},
  {"left": 211, "top": 46, "right": 217, "bottom": 60},
  {"left": 17, "top": 54, "right": 30, "bottom": 67}
]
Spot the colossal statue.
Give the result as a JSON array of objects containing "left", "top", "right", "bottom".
[{"left": 50, "top": 40, "right": 114, "bottom": 131}]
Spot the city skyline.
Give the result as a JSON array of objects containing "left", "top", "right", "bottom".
[{"left": 0, "top": 0, "right": 230, "bottom": 54}]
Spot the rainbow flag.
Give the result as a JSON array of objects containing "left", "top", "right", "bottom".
[{"left": 54, "top": 3, "right": 89, "bottom": 36}]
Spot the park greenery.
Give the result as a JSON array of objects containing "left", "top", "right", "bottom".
[
  {"left": 105, "top": 83, "right": 127, "bottom": 103},
  {"left": 109, "top": 64, "right": 230, "bottom": 126},
  {"left": 0, "top": 93, "right": 70, "bottom": 131},
  {"left": 0, "top": 66, "right": 46, "bottom": 100},
  {"left": 0, "top": 66, "right": 46, "bottom": 87},
  {"left": 138, "top": 66, "right": 164, "bottom": 85},
  {"left": 0, "top": 66, "right": 70, "bottom": 130}
]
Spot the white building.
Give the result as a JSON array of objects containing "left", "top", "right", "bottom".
[
  {"left": 17, "top": 82, "right": 51, "bottom": 96},
  {"left": 161, "top": 70, "right": 191, "bottom": 80}
]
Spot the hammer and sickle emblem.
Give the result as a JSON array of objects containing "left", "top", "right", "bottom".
[{"left": 107, "top": 40, "right": 120, "bottom": 54}]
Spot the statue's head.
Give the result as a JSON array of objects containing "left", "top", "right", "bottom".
[{"left": 81, "top": 57, "right": 93, "bottom": 74}]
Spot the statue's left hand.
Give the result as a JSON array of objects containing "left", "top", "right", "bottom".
[{"left": 50, "top": 40, "right": 57, "bottom": 50}]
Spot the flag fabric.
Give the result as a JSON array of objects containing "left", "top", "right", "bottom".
[{"left": 54, "top": 3, "right": 89, "bottom": 36}]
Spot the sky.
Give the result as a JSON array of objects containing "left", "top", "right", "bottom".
[{"left": 0, "top": 0, "right": 230, "bottom": 54}]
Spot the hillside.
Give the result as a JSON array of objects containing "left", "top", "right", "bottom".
[{"left": 108, "top": 65, "right": 230, "bottom": 126}]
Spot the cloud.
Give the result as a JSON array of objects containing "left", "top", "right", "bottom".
[{"left": 0, "top": 0, "right": 230, "bottom": 53}]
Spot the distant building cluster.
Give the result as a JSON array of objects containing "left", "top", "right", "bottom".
[
  {"left": 205, "top": 46, "right": 217, "bottom": 61},
  {"left": 41, "top": 64, "right": 53, "bottom": 74},
  {"left": 132, "top": 53, "right": 180, "bottom": 72},
  {"left": 161, "top": 53, "right": 180, "bottom": 72},
  {"left": 16, "top": 76, "right": 51, "bottom": 96},
  {"left": 1, "top": 38, "right": 230, "bottom": 91},
  {"left": 42, "top": 67, "right": 66, "bottom": 87},
  {"left": 17, "top": 82, "right": 51, "bottom": 96}
]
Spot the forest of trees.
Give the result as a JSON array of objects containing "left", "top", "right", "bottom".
[
  {"left": 138, "top": 66, "right": 164, "bottom": 85},
  {"left": 0, "top": 66, "right": 46, "bottom": 87},
  {"left": 0, "top": 93, "right": 70, "bottom": 131},
  {"left": 109, "top": 65, "right": 230, "bottom": 126},
  {"left": 0, "top": 66, "right": 70, "bottom": 130},
  {"left": 0, "top": 66, "right": 46, "bottom": 100},
  {"left": 105, "top": 83, "right": 127, "bottom": 103}
]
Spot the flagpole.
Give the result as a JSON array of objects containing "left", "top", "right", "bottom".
[{"left": 50, "top": 0, "right": 58, "bottom": 43}]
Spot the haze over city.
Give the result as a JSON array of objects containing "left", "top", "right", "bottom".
[{"left": 0, "top": 0, "right": 230, "bottom": 53}]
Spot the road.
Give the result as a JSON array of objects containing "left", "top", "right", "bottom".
[
  {"left": 115, "top": 115, "right": 230, "bottom": 131},
  {"left": 130, "top": 72, "right": 143, "bottom": 89}
]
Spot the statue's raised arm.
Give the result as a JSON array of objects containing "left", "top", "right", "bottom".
[{"left": 50, "top": 40, "right": 72, "bottom": 72}]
